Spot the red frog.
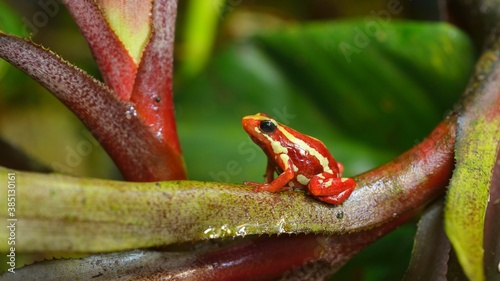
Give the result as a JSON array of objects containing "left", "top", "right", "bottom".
[{"left": 242, "top": 113, "right": 356, "bottom": 205}]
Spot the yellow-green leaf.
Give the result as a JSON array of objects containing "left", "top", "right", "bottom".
[
  {"left": 96, "top": 0, "right": 152, "bottom": 63},
  {"left": 444, "top": 48, "right": 500, "bottom": 281}
]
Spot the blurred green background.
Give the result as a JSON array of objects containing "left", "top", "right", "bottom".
[{"left": 0, "top": 1, "right": 476, "bottom": 280}]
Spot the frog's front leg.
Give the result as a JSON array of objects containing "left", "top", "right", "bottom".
[
  {"left": 244, "top": 154, "right": 294, "bottom": 192},
  {"left": 264, "top": 159, "right": 275, "bottom": 183},
  {"left": 308, "top": 172, "right": 356, "bottom": 205}
]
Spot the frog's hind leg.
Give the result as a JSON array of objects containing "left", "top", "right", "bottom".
[
  {"left": 316, "top": 189, "right": 353, "bottom": 205},
  {"left": 308, "top": 173, "right": 356, "bottom": 205}
]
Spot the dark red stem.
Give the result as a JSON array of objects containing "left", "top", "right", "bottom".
[
  {"left": 63, "top": 0, "right": 137, "bottom": 101},
  {"left": 63, "top": 0, "right": 182, "bottom": 153},
  {"left": 0, "top": 33, "right": 186, "bottom": 181}
]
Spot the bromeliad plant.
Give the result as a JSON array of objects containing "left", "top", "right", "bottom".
[
  {"left": 0, "top": 0, "right": 499, "bottom": 280},
  {"left": 1, "top": 0, "right": 186, "bottom": 182}
]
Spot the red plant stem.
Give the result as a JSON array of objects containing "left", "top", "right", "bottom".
[
  {"left": 130, "top": 0, "right": 181, "bottom": 152},
  {"left": 0, "top": 33, "right": 186, "bottom": 181},
  {"left": 142, "top": 210, "right": 417, "bottom": 281},
  {"left": 64, "top": 0, "right": 182, "bottom": 153},
  {"left": 63, "top": 0, "right": 137, "bottom": 100}
]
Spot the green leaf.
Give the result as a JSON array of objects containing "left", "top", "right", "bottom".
[
  {"left": 444, "top": 45, "right": 500, "bottom": 281},
  {"left": 0, "top": 2, "right": 23, "bottom": 36},
  {"left": 179, "top": 0, "right": 224, "bottom": 78},
  {"left": 254, "top": 21, "right": 472, "bottom": 151}
]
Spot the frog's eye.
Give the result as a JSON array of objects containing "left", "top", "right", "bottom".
[{"left": 259, "top": 120, "right": 277, "bottom": 133}]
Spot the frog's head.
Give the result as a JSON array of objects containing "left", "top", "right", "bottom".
[{"left": 242, "top": 113, "right": 281, "bottom": 148}]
